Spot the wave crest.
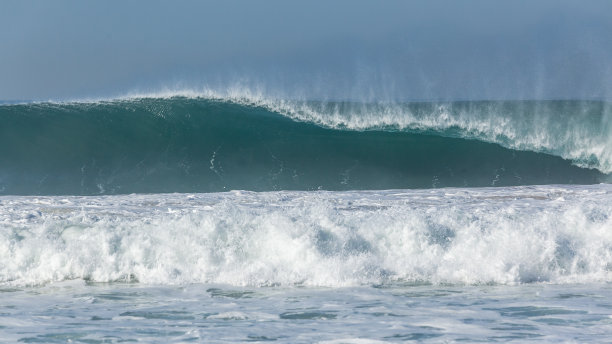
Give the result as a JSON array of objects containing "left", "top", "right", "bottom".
[
  {"left": 0, "top": 94, "right": 608, "bottom": 195},
  {"left": 55, "top": 88, "right": 612, "bottom": 173}
]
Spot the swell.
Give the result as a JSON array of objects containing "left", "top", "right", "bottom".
[{"left": 0, "top": 97, "right": 608, "bottom": 195}]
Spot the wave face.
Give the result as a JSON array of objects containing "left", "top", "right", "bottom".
[
  {"left": 1, "top": 185, "right": 611, "bottom": 287},
  {"left": 0, "top": 97, "right": 609, "bottom": 195}
]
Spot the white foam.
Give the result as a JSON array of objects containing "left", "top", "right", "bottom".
[{"left": 1, "top": 185, "right": 611, "bottom": 287}]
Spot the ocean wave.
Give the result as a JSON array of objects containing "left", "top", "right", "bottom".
[
  {"left": 12, "top": 88, "right": 612, "bottom": 173},
  {"left": 192, "top": 90, "right": 612, "bottom": 174},
  {"left": 0, "top": 95, "right": 609, "bottom": 195},
  {"left": 2, "top": 185, "right": 611, "bottom": 287}
]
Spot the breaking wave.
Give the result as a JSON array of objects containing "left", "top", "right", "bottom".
[
  {"left": 1, "top": 185, "right": 611, "bottom": 287},
  {"left": 0, "top": 94, "right": 609, "bottom": 195}
]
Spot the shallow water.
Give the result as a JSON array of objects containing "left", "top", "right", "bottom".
[{"left": 1, "top": 282, "right": 612, "bottom": 343}]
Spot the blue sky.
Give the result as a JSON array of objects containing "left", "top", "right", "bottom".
[{"left": 1, "top": 0, "right": 612, "bottom": 101}]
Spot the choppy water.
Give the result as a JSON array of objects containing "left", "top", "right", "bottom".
[{"left": 2, "top": 281, "right": 612, "bottom": 343}]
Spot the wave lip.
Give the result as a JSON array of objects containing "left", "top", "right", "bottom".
[
  {"left": 33, "top": 88, "right": 612, "bottom": 174},
  {"left": 1, "top": 185, "right": 611, "bottom": 287},
  {"left": 251, "top": 97, "right": 612, "bottom": 174},
  {"left": 0, "top": 97, "right": 608, "bottom": 195}
]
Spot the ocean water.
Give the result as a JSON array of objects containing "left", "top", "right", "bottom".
[
  {"left": 1, "top": 95, "right": 612, "bottom": 342},
  {"left": 1, "top": 97, "right": 610, "bottom": 195},
  {"left": 3, "top": 281, "right": 612, "bottom": 343}
]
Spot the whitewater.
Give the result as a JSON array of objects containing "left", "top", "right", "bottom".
[
  {"left": 2, "top": 93, "right": 612, "bottom": 342},
  {"left": 3, "top": 185, "right": 612, "bottom": 287}
]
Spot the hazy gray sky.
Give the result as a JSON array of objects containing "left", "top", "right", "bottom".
[{"left": 1, "top": 0, "right": 612, "bottom": 101}]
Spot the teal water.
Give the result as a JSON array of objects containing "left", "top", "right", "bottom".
[{"left": 0, "top": 98, "right": 609, "bottom": 195}]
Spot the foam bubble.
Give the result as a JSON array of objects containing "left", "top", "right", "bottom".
[{"left": 1, "top": 185, "right": 611, "bottom": 287}]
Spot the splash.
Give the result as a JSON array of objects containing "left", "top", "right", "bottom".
[{"left": 1, "top": 185, "right": 611, "bottom": 287}]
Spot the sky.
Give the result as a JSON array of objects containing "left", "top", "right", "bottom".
[{"left": 1, "top": 0, "right": 612, "bottom": 101}]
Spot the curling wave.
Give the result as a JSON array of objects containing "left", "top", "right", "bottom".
[{"left": 0, "top": 96, "right": 609, "bottom": 195}]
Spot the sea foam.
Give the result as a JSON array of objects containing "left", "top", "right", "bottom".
[{"left": 2, "top": 185, "right": 611, "bottom": 287}]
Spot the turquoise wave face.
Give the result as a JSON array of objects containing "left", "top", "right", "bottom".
[{"left": 0, "top": 98, "right": 608, "bottom": 195}]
